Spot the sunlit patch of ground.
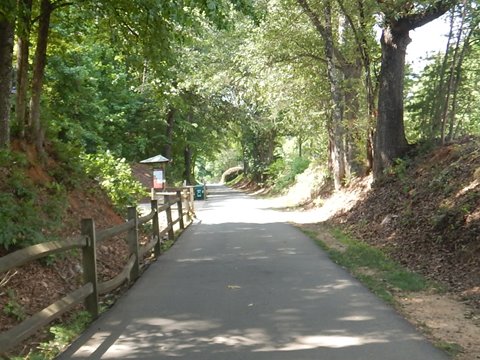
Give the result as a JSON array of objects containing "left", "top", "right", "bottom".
[{"left": 399, "top": 293, "right": 480, "bottom": 360}]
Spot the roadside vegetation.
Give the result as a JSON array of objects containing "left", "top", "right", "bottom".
[
  {"left": 305, "top": 225, "right": 430, "bottom": 304},
  {"left": 1, "top": 0, "right": 480, "bottom": 358},
  {"left": 299, "top": 224, "right": 467, "bottom": 358}
]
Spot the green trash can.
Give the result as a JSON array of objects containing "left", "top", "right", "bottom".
[{"left": 194, "top": 184, "right": 205, "bottom": 200}]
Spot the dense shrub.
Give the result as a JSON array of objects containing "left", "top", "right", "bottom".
[
  {"left": 268, "top": 156, "right": 310, "bottom": 192},
  {"left": 81, "top": 151, "right": 147, "bottom": 211},
  {"left": 0, "top": 151, "right": 67, "bottom": 249}
]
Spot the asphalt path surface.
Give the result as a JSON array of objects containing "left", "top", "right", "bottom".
[{"left": 58, "top": 185, "right": 448, "bottom": 359}]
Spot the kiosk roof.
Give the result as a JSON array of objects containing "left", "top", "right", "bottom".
[{"left": 140, "top": 154, "right": 170, "bottom": 164}]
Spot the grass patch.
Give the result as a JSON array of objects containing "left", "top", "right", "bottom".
[
  {"left": 436, "top": 341, "right": 464, "bottom": 357},
  {"left": 161, "top": 239, "right": 175, "bottom": 253},
  {"left": 12, "top": 311, "right": 92, "bottom": 360},
  {"left": 302, "top": 225, "right": 430, "bottom": 304},
  {"left": 301, "top": 229, "right": 329, "bottom": 251},
  {"left": 226, "top": 173, "right": 245, "bottom": 187}
]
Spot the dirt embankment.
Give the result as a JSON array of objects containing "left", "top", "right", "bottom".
[
  {"left": 332, "top": 140, "right": 480, "bottom": 310},
  {"left": 320, "top": 140, "right": 480, "bottom": 360},
  {"left": 0, "top": 146, "right": 129, "bottom": 357}
]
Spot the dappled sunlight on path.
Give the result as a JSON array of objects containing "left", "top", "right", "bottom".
[{"left": 58, "top": 184, "right": 447, "bottom": 360}]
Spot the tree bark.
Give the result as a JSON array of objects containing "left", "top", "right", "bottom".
[
  {"left": 29, "top": 0, "right": 52, "bottom": 156},
  {"left": 357, "top": 0, "right": 377, "bottom": 173},
  {"left": 16, "top": 0, "right": 33, "bottom": 140},
  {"left": 373, "top": 26, "right": 410, "bottom": 178},
  {"left": 448, "top": 24, "right": 471, "bottom": 141},
  {"left": 374, "top": 1, "right": 456, "bottom": 178},
  {"left": 183, "top": 145, "right": 193, "bottom": 185},
  {"left": 0, "top": 14, "right": 15, "bottom": 149},
  {"left": 163, "top": 106, "right": 175, "bottom": 160},
  {"left": 297, "top": 0, "right": 347, "bottom": 189},
  {"left": 431, "top": 9, "right": 455, "bottom": 139},
  {"left": 441, "top": 1, "right": 466, "bottom": 143},
  {"left": 323, "top": 1, "right": 346, "bottom": 189},
  {"left": 344, "top": 63, "right": 364, "bottom": 176}
]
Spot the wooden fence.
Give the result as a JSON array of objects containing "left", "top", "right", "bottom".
[{"left": 0, "top": 188, "right": 194, "bottom": 352}]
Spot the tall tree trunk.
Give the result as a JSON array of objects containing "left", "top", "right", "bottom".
[
  {"left": 338, "top": 10, "right": 363, "bottom": 177},
  {"left": 373, "top": 26, "right": 410, "bottom": 178},
  {"left": 16, "top": 0, "right": 33, "bottom": 139},
  {"left": 373, "top": 1, "right": 454, "bottom": 179},
  {"left": 344, "top": 63, "right": 364, "bottom": 176},
  {"left": 29, "top": 0, "right": 52, "bottom": 156},
  {"left": 441, "top": 0, "right": 467, "bottom": 144},
  {"left": 0, "top": 13, "right": 15, "bottom": 149},
  {"left": 358, "top": 1, "right": 376, "bottom": 174},
  {"left": 297, "top": 134, "right": 302, "bottom": 158},
  {"left": 323, "top": 1, "right": 346, "bottom": 189},
  {"left": 297, "top": 0, "right": 351, "bottom": 188},
  {"left": 183, "top": 145, "right": 193, "bottom": 185},
  {"left": 431, "top": 9, "right": 455, "bottom": 139},
  {"left": 448, "top": 25, "right": 472, "bottom": 141},
  {"left": 336, "top": 0, "right": 376, "bottom": 173},
  {"left": 163, "top": 106, "right": 175, "bottom": 160}
]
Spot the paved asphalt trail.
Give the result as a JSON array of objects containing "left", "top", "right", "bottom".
[{"left": 58, "top": 185, "right": 448, "bottom": 359}]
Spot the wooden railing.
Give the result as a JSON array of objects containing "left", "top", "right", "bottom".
[{"left": 0, "top": 188, "right": 194, "bottom": 352}]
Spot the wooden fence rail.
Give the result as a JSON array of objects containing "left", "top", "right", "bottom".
[{"left": 0, "top": 187, "right": 194, "bottom": 352}]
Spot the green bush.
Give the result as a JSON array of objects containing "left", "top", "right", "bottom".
[
  {"left": 0, "top": 151, "right": 68, "bottom": 249},
  {"left": 81, "top": 151, "right": 147, "bottom": 211},
  {"left": 269, "top": 156, "right": 310, "bottom": 192},
  {"left": 48, "top": 140, "right": 88, "bottom": 189},
  {"left": 3, "top": 290, "right": 26, "bottom": 321},
  {"left": 0, "top": 147, "right": 147, "bottom": 250},
  {"left": 13, "top": 311, "right": 93, "bottom": 360}
]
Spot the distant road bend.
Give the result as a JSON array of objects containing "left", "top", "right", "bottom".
[{"left": 58, "top": 185, "right": 448, "bottom": 359}]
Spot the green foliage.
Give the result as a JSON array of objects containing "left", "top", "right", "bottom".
[
  {"left": 306, "top": 226, "right": 429, "bottom": 304},
  {"left": 161, "top": 239, "right": 175, "bottom": 253},
  {"left": 3, "top": 290, "right": 26, "bottom": 321},
  {"left": 330, "top": 228, "right": 428, "bottom": 293},
  {"left": 196, "top": 148, "right": 243, "bottom": 183},
  {"left": 48, "top": 141, "right": 87, "bottom": 189},
  {"left": 404, "top": 6, "right": 480, "bottom": 143},
  {"left": 0, "top": 151, "right": 68, "bottom": 249},
  {"left": 384, "top": 157, "right": 410, "bottom": 181},
  {"left": 269, "top": 156, "right": 310, "bottom": 193},
  {"left": 436, "top": 341, "right": 464, "bottom": 357},
  {"left": 226, "top": 172, "right": 245, "bottom": 186},
  {"left": 81, "top": 151, "right": 147, "bottom": 211},
  {"left": 14, "top": 311, "right": 93, "bottom": 360},
  {"left": 266, "top": 158, "right": 286, "bottom": 181}
]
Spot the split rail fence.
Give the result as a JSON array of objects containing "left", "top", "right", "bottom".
[{"left": 0, "top": 187, "right": 194, "bottom": 352}]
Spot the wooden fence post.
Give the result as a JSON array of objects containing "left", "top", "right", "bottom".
[
  {"left": 127, "top": 207, "right": 140, "bottom": 281},
  {"left": 81, "top": 218, "right": 99, "bottom": 319},
  {"left": 189, "top": 187, "right": 195, "bottom": 216},
  {"left": 176, "top": 190, "right": 185, "bottom": 229},
  {"left": 183, "top": 188, "right": 190, "bottom": 223},
  {"left": 151, "top": 200, "right": 161, "bottom": 257},
  {"left": 164, "top": 195, "right": 175, "bottom": 241}
]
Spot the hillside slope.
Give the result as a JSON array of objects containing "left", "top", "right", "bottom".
[
  {"left": 0, "top": 145, "right": 129, "bottom": 356},
  {"left": 331, "top": 139, "right": 480, "bottom": 309}
]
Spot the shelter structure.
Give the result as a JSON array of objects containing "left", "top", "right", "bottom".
[{"left": 140, "top": 154, "right": 170, "bottom": 197}]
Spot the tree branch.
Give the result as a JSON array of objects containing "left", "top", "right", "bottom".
[
  {"left": 268, "top": 52, "right": 327, "bottom": 65},
  {"left": 112, "top": 7, "right": 140, "bottom": 38},
  {"left": 51, "top": 0, "right": 74, "bottom": 10},
  {"left": 296, "top": 0, "right": 347, "bottom": 66},
  {"left": 402, "top": 0, "right": 459, "bottom": 30},
  {"left": 336, "top": 0, "right": 369, "bottom": 67}
]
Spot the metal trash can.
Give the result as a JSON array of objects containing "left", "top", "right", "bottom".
[{"left": 194, "top": 184, "right": 205, "bottom": 200}]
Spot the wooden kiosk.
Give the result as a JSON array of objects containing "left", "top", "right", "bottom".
[{"left": 140, "top": 154, "right": 170, "bottom": 199}]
